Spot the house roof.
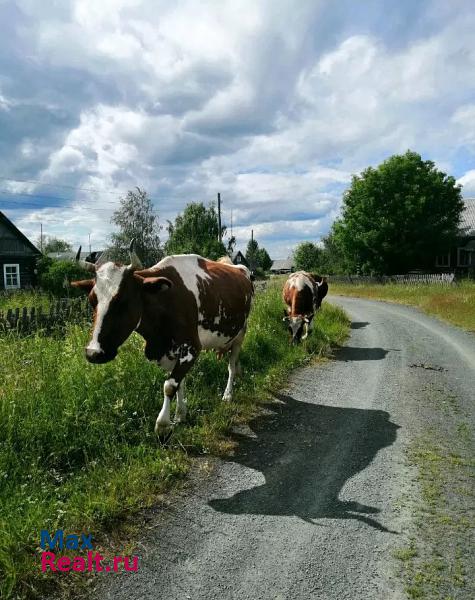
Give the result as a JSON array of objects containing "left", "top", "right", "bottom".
[
  {"left": 231, "top": 250, "right": 245, "bottom": 260},
  {"left": 460, "top": 198, "right": 475, "bottom": 236},
  {"left": 271, "top": 258, "right": 294, "bottom": 271},
  {"left": 0, "top": 211, "right": 41, "bottom": 255}
]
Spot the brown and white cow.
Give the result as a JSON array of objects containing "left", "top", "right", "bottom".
[
  {"left": 282, "top": 271, "right": 328, "bottom": 344},
  {"left": 72, "top": 244, "right": 253, "bottom": 435}
]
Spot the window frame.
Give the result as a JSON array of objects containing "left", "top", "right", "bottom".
[
  {"left": 435, "top": 252, "right": 450, "bottom": 267},
  {"left": 3, "top": 263, "right": 21, "bottom": 289},
  {"left": 457, "top": 248, "right": 471, "bottom": 267}
]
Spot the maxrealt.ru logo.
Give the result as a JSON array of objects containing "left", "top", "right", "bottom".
[{"left": 40, "top": 530, "right": 139, "bottom": 573}]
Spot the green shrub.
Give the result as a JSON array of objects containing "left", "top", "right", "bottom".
[{"left": 39, "top": 260, "right": 88, "bottom": 297}]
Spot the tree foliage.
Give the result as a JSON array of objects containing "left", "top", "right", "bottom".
[
  {"left": 293, "top": 241, "right": 322, "bottom": 272},
  {"left": 39, "top": 260, "right": 88, "bottom": 297},
  {"left": 165, "top": 202, "right": 227, "bottom": 260},
  {"left": 245, "top": 238, "right": 259, "bottom": 270},
  {"left": 256, "top": 247, "right": 272, "bottom": 271},
  {"left": 333, "top": 151, "right": 464, "bottom": 274},
  {"left": 110, "top": 187, "right": 162, "bottom": 266},
  {"left": 36, "top": 236, "right": 72, "bottom": 254},
  {"left": 245, "top": 238, "right": 272, "bottom": 271}
]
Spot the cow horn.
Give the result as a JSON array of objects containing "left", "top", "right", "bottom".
[
  {"left": 128, "top": 238, "right": 143, "bottom": 270},
  {"left": 75, "top": 246, "right": 96, "bottom": 273}
]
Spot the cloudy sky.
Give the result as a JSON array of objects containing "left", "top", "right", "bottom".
[{"left": 0, "top": 0, "right": 474, "bottom": 258}]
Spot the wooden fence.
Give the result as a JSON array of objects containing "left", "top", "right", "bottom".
[
  {"left": 0, "top": 297, "right": 91, "bottom": 335},
  {"left": 329, "top": 273, "right": 456, "bottom": 286}
]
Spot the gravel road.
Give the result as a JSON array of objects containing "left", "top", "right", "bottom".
[{"left": 93, "top": 296, "right": 475, "bottom": 600}]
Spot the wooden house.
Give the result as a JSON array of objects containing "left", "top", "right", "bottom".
[
  {"left": 270, "top": 258, "right": 294, "bottom": 274},
  {"left": 0, "top": 211, "right": 41, "bottom": 290},
  {"left": 231, "top": 250, "right": 250, "bottom": 268},
  {"left": 435, "top": 198, "right": 475, "bottom": 275}
]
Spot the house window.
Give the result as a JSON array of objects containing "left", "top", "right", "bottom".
[
  {"left": 3, "top": 264, "right": 21, "bottom": 289},
  {"left": 457, "top": 248, "right": 473, "bottom": 267},
  {"left": 435, "top": 253, "right": 450, "bottom": 267}
]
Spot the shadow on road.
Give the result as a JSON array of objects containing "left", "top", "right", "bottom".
[
  {"left": 350, "top": 321, "right": 370, "bottom": 329},
  {"left": 334, "top": 346, "right": 399, "bottom": 361},
  {"left": 209, "top": 393, "right": 399, "bottom": 533}
]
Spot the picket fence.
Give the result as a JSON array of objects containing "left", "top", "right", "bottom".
[
  {"left": 329, "top": 273, "right": 456, "bottom": 286},
  {"left": 0, "top": 297, "right": 91, "bottom": 335}
]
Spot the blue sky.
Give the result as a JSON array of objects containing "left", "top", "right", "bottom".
[{"left": 0, "top": 0, "right": 474, "bottom": 258}]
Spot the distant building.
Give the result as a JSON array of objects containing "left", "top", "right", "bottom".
[
  {"left": 270, "top": 258, "right": 294, "bottom": 274},
  {"left": 0, "top": 211, "right": 42, "bottom": 290},
  {"left": 231, "top": 250, "right": 250, "bottom": 268},
  {"left": 435, "top": 198, "right": 475, "bottom": 274}
]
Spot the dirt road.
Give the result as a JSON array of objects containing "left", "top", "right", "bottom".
[{"left": 93, "top": 296, "right": 475, "bottom": 600}]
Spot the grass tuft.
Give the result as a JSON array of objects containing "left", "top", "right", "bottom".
[{"left": 331, "top": 280, "right": 475, "bottom": 330}]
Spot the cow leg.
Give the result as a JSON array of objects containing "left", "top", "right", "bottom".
[
  {"left": 223, "top": 330, "right": 245, "bottom": 402},
  {"left": 175, "top": 380, "right": 187, "bottom": 423},
  {"left": 155, "top": 358, "right": 196, "bottom": 435}
]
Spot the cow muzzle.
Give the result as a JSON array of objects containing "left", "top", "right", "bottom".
[{"left": 85, "top": 347, "right": 117, "bottom": 364}]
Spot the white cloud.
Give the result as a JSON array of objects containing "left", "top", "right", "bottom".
[
  {"left": 457, "top": 170, "right": 475, "bottom": 196},
  {"left": 2, "top": 0, "right": 475, "bottom": 257}
]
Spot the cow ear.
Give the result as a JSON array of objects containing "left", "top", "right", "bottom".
[
  {"left": 135, "top": 274, "right": 173, "bottom": 293},
  {"left": 71, "top": 279, "right": 94, "bottom": 292}
]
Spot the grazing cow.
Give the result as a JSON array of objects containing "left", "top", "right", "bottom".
[
  {"left": 71, "top": 244, "right": 253, "bottom": 435},
  {"left": 282, "top": 271, "right": 328, "bottom": 344}
]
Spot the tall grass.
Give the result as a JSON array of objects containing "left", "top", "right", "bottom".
[
  {"left": 0, "top": 281, "right": 349, "bottom": 598},
  {"left": 0, "top": 289, "right": 53, "bottom": 312},
  {"left": 331, "top": 280, "right": 475, "bottom": 331}
]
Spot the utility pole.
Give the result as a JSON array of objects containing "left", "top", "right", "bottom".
[
  {"left": 40, "top": 223, "right": 43, "bottom": 253},
  {"left": 88, "top": 233, "right": 92, "bottom": 254},
  {"left": 217, "top": 192, "right": 222, "bottom": 243},
  {"left": 230, "top": 208, "right": 233, "bottom": 238}
]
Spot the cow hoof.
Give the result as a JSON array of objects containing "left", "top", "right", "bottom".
[{"left": 222, "top": 393, "right": 232, "bottom": 402}]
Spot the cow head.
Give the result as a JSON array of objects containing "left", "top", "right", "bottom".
[
  {"left": 71, "top": 242, "right": 172, "bottom": 364},
  {"left": 282, "top": 310, "right": 313, "bottom": 344}
]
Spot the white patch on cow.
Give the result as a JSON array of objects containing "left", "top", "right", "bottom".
[
  {"left": 153, "top": 254, "right": 210, "bottom": 315},
  {"left": 179, "top": 352, "right": 194, "bottom": 364},
  {"left": 87, "top": 262, "right": 127, "bottom": 353},
  {"left": 288, "top": 272, "right": 313, "bottom": 293},
  {"left": 179, "top": 344, "right": 195, "bottom": 364},
  {"left": 198, "top": 326, "right": 234, "bottom": 350},
  {"left": 152, "top": 254, "right": 247, "bottom": 351}
]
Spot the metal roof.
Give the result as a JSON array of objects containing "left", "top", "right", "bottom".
[
  {"left": 271, "top": 258, "right": 294, "bottom": 271},
  {"left": 461, "top": 198, "right": 475, "bottom": 236}
]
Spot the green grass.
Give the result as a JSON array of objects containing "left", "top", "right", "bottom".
[
  {"left": 331, "top": 280, "right": 475, "bottom": 331},
  {"left": 0, "top": 289, "right": 54, "bottom": 312},
  {"left": 0, "top": 281, "right": 349, "bottom": 599},
  {"left": 396, "top": 431, "right": 475, "bottom": 599}
]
